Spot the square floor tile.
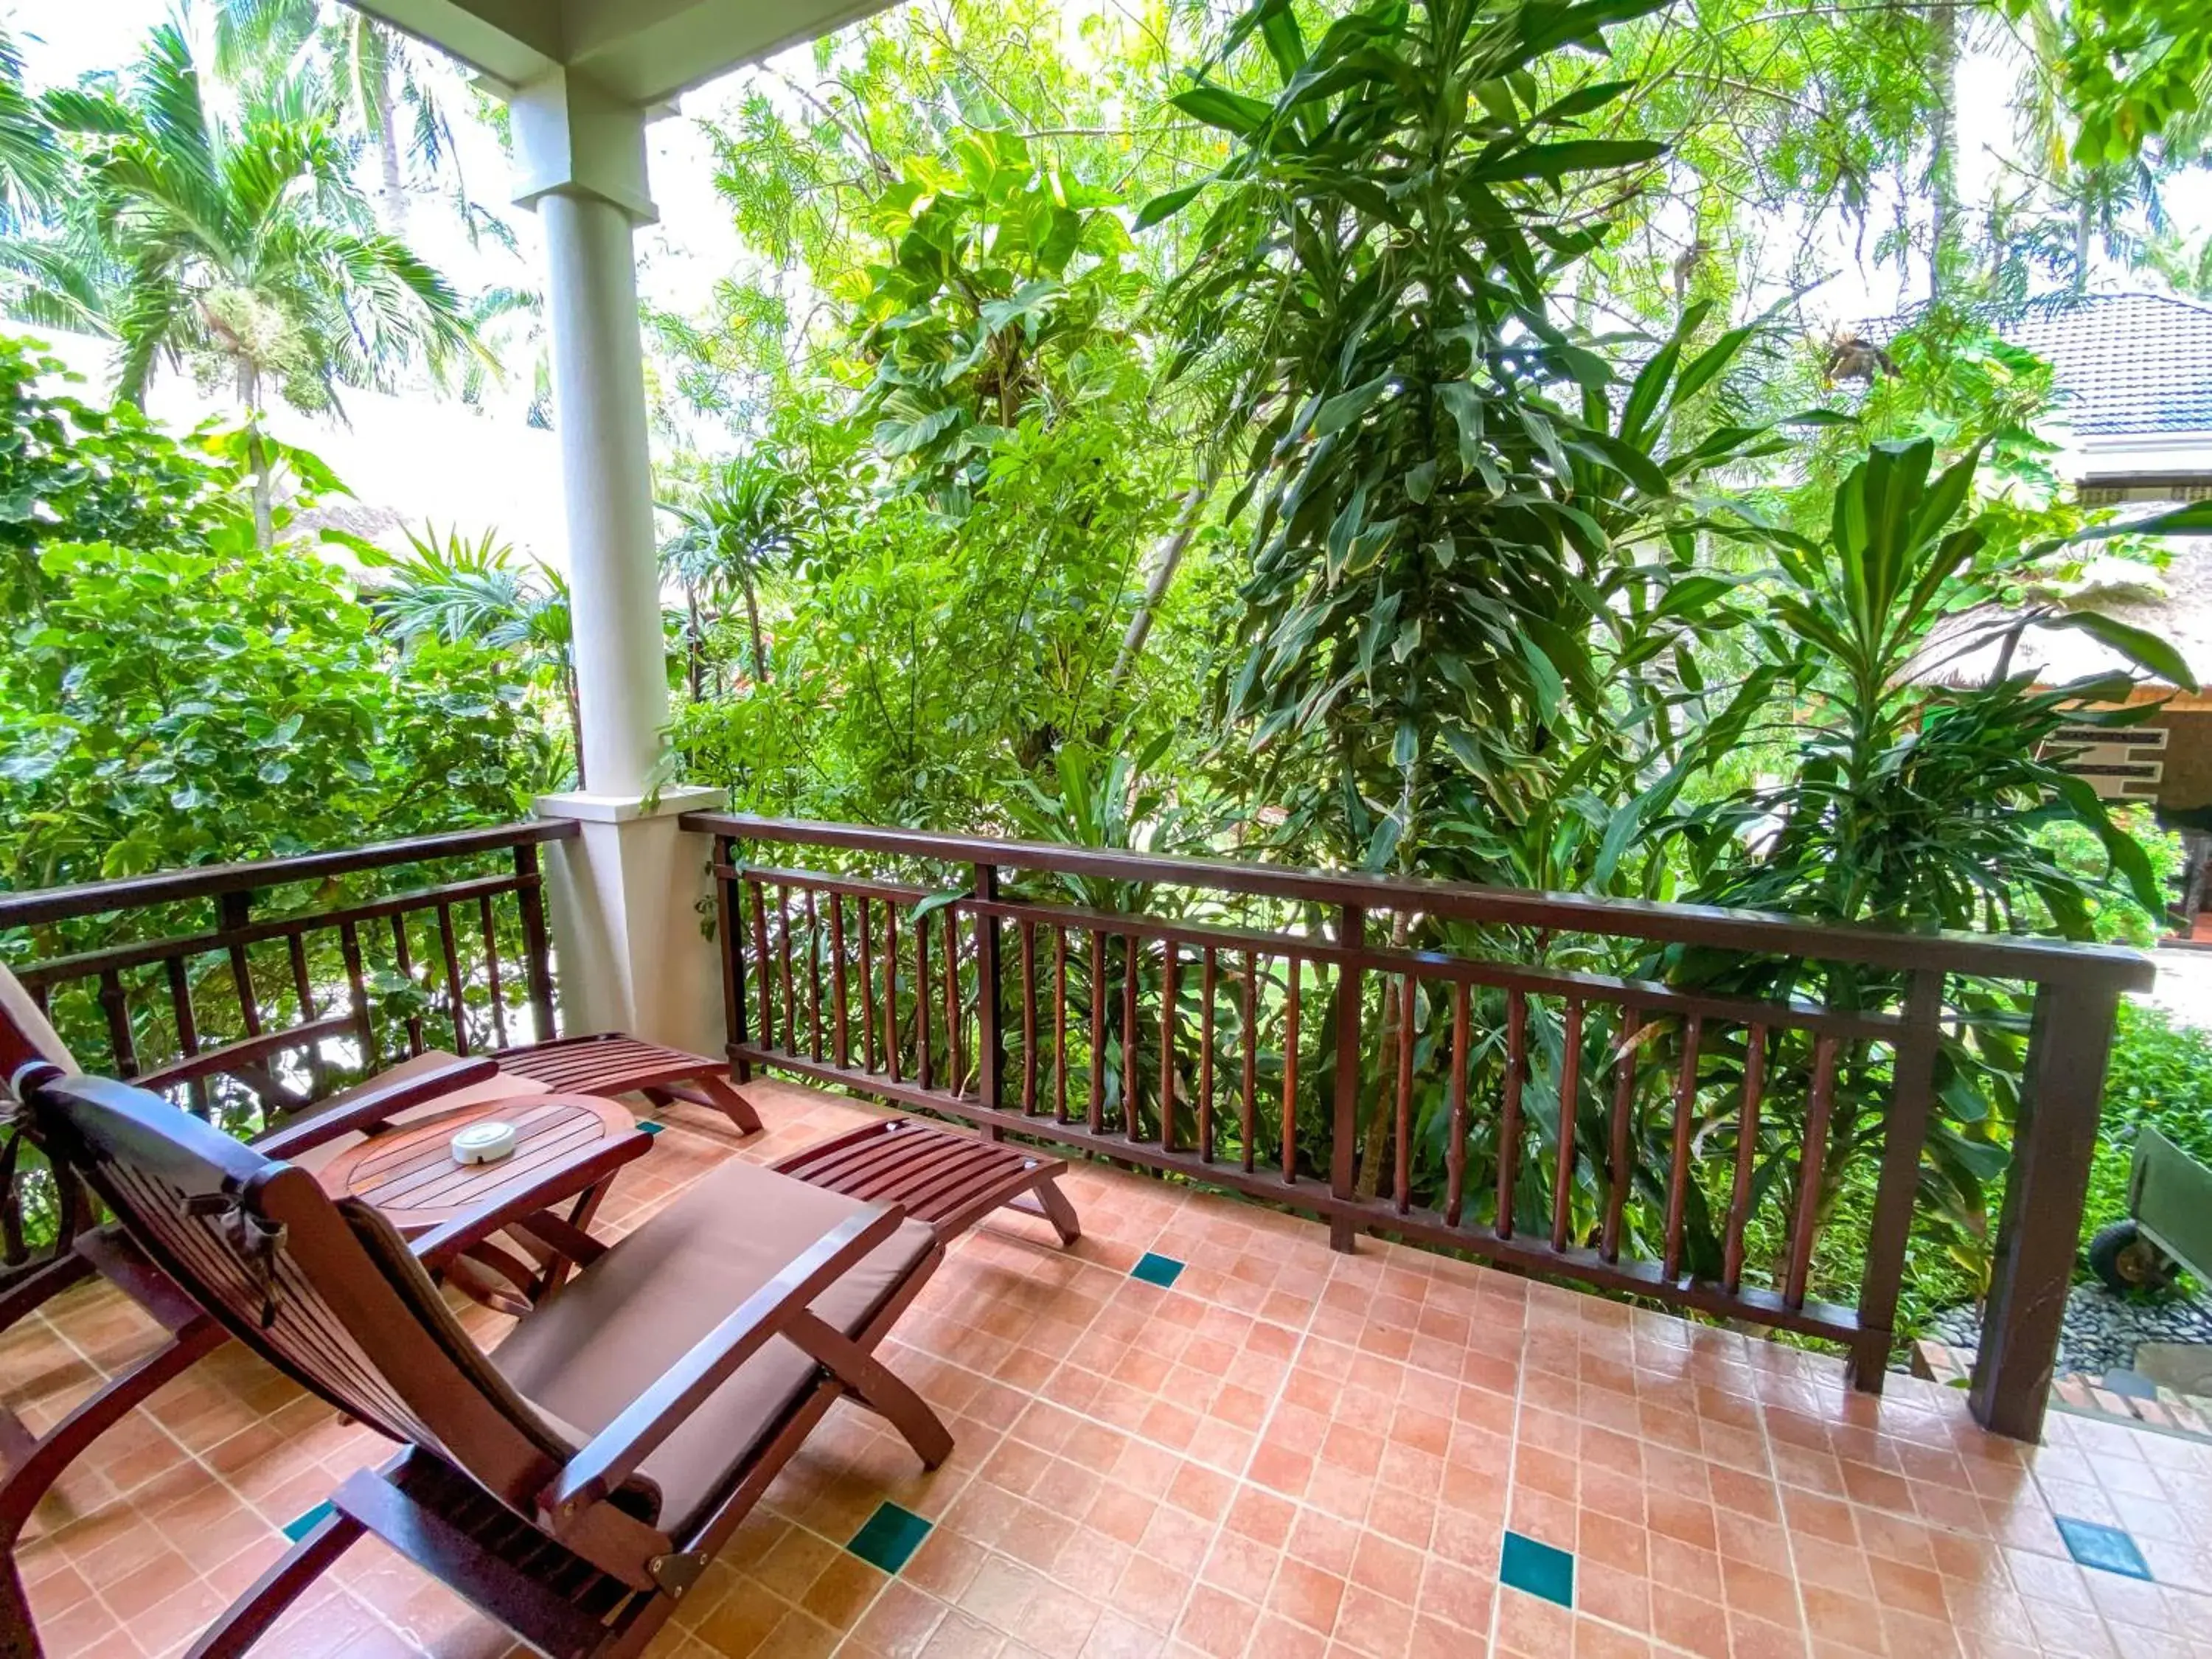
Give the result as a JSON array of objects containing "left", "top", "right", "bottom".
[
  {"left": 282, "top": 1500, "right": 335, "bottom": 1543},
  {"left": 2056, "top": 1516, "right": 2153, "bottom": 1580},
  {"left": 1131, "top": 1252, "right": 1185, "bottom": 1287},
  {"left": 1500, "top": 1530, "right": 1573, "bottom": 1607},
  {"left": 849, "top": 1501, "right": 932, "bottom": 1574}
]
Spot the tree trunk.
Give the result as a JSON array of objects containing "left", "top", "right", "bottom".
[
  {"left": 563, "top": 661, "right": 587, "bottom": 790},
  {"left": 1354, "top": 911, "right": 1418, "bottom": 1200},
  {"left": 686, "top": 582, "right": 704, "bottom": 700},
  {"left": 1107, "top": 466, "right": 1216, "bottom": 695},
  {"left": 1926, "top": 0, "right": 1960, "bottom": 303},
  {"left": 237, "top": 361, "right": 274, "bottom": 551},
  {"left": 373, "top": 68, "right": 406, "bottom": 232},
  {"left": 739, "top": 564, "right": 771, "bottom": 686}
]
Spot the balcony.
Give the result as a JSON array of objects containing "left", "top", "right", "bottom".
[{"left": 0, "top": 815, "right": 2185, "bottom": 1658}]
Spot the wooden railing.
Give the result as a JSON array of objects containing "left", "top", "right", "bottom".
[
  {"left": 684, "top": 810, "right": 2154, "bottom": 1441},
  {"left": 0, "top": 821, "right": 576, "bottom": 1264}
]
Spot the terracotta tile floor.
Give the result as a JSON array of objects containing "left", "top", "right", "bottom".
[{"left": 10, "top": 1079, "right": 2212, "bottom": 1659}]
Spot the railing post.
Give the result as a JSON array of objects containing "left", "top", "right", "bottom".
[
  {"left": 1329, "top": 905, "right": 1366, "bottom": 1252},
  {"left": 1969, "top": 977, "right": 2121, "bottom": 1440},
  {"left": 974, "top": 863, "right": 1004, "bottom": 1141},
  {"left": 1847, "top": 969, "right": 1943, "bottom": 1392},
  {"left": 514, "top": 843, "right": 560, "bottom": 1046},
  {"left": 715, "top": 835, "right": 751, "bottom": 1082}
]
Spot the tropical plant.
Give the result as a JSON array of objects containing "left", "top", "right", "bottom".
[
  {"left": 211, "top": 0, "right": 462, "bottom": 231},
  {"left": 660, "top": 451, "right": 801, "bottom": 693},
  {"left": 0, "top": 30, "right": 63, "bottom": 232},
  {"left": 1665, "top": 442, "right": 2205, "bottom": 1287},
  {"left": 0, "top": 530, "right": 536, "bottom": 891},
  {"left": 24, "top": 24, "right": 479, "bottom": 543},
  {"left": 361, "top": 526, "right": 582, "bottom": 787},
  {"left": 1152, "top": 0, "right": 1806, "bottom": 888},
  {"left": 0, "top": 333, "right": 243, "bottom": 613},
  {"left": 851, "top": 126, "right": 1149, "bottom": 510}
]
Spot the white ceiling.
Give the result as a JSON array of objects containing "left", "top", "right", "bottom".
[{"left": 344, "top": 0, "right": 900, "bottom": 103}]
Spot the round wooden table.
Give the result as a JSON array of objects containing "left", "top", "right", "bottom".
[{"left": 316, "top": 1093, "right": 650, "bottom": 1310}]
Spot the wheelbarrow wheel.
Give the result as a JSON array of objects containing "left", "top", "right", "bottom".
[{"left": 2089, "top": 1220, "right": 2180, "bottom": 1295}]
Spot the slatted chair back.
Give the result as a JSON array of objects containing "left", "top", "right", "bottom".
[{"left": 29, "top": 1071, "right": 577, "bottom": 1512}]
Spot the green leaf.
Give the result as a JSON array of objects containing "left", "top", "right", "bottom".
[
  {"left": 1133, "top": 180, "right": 1208, "bottom": 231},
  {"left": 1466, "top": 138, "right": 1665, "bottom": 183},
  {"left": 1315, "top": 375, "right": 1391, "bottom": 438},
  {"left": 2044, "top": 611, "right": 2199, "bottom": 691},
  {"left": 1170, "top": 85, "right": 1276, "bottom": 137}
]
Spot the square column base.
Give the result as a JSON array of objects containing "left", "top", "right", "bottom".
[{"left": 533, "top": 787, "right": 726, "bottom": 1058}]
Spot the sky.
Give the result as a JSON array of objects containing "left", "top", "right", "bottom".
[{"left": 10, "top": 0, "right": 2212, "bottom": 431}]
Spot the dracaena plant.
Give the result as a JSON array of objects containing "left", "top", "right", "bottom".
[
  {"left": 1662, "top": 440, "right": 2205, "bottom": 1290},
  {"left": 1149, "top": 0, "right": 1811, "bottom": 891}
]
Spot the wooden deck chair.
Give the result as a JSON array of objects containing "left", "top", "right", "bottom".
[
  {"left": 18, "top": 1062, "right": 950, "bottom": 1659},
  {"left": 0, "top": 971, "right": 664, "bottom": 1654}
]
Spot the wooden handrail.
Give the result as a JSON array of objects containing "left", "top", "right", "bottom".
[
  {"left": 694, "top": 813, "right": 2148, "bottom": 1446},
  {"left": 683, "top": 812, "right": 2154, "bottom": 990},
  {"left": 0, "top": 820, "right": 580, "bottom": 930}
]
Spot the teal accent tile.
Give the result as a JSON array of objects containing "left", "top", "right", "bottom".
[
  {"left": 2057, "top": 1516, "right": 2152, "bottom": 1580},
  {"left": 282, "top": 1500, "right": 335, "bottom": 1543},
  {"left": 636, "top": 1120, "right": 665, "bottom": 1135},
  {"left": 1500, "top": 1530, "right": 1573, "bottom": 1607},
  {"left": 1130, "top": 1252, "right": 1184, "bottom": 1288},
  {"left": 848, "top": 1502, "right": 931, "bottom": 1574}
]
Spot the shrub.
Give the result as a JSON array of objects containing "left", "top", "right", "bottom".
[
  {"left": 0, "top": 535, "right": 540, "bottom": 891},
  {"left": 2083, "top": 999, "right": 2212, "bottom": 1253}
]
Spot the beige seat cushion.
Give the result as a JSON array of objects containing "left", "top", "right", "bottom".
[
  {"left": 490, "top": 1158, "right": 933, "bottom": 1536},
  {"left": 0, "top": 961, "right": 78, "bottom": 1080}
]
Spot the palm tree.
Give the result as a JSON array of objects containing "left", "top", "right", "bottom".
[
  {"left": 25, "top": 24, "right": 479, "bottom": 545},
  {"left": 0, "top": 29, "right": 63, "bottom": 230},
  {"left": 659, "top": 453, "right": 799, "bottom": 695},
  {"left": 365, "top": 525, "right": 585, "bottom": 787},
  {"left": 211, "top": 0, "right": 461, "bottom": 234}
]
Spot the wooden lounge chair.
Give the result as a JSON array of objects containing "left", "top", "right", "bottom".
[
  {"left": 0, "top": 970, "right": 654, "bottom": 1655},
  {"left": 17, "top": 1062, "right": 950, "bottom": 1659}
]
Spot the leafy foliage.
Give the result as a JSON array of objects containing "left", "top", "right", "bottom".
[
  {"left": 0, "top": 532, "right": 538, "bottom": 890},
  {"left": 0, "top": 334, "right": 237, "bottom": 612}
]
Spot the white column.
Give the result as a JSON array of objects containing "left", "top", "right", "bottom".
[
  {"left": 509, "top": 71, "right": 726, "bottom": 1062},
  {"left": 511, "top": 67, "right": 667, "bottom": 796},
  {"left": 540, "top": 190, "right": 667, "bottom": 794}
]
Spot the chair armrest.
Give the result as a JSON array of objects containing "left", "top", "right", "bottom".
[
  {"left": 540, "top": 1202, "right": 905, "bottom": 1521},
  {"left": 403, "top": 1120, "right": 651, "bottom": 1266},
  {"left": 253, "top": 1056, "right": 500, "bottom": 1161}
]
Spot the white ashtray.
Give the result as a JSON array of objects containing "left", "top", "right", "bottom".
[{"left": 451, "top": 1121, "right": 520, "bottom": 1165}]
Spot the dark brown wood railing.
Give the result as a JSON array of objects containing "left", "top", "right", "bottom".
[
  {"left": 0, "top": 821, "right": 576, "bottom": 1267},
  {"left": 684, "top": 810, "right": 2154, "bottom": 1442}
]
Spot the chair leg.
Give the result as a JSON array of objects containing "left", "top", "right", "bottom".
[
  {"left": 0, "top": 1548, "right": 44, "bottom": 1659},
  {"left": 185, "top": 1506, "right": 364, "bottom": 1659},
  {"left": 690, "top": 1074, "right": 764, "bottom": 1136},
  {"left": 1006, "top": 1178, "right": 1082, "bottom": 1247},
  {"left": 0, "top": 1319, "right": 223, "bottom": 1562},
  {"left": 787, "top": 1312, "right": 953, "bottom": 1470}
]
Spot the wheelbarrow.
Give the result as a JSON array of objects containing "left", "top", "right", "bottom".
[{"left": 2090, "top": 1126, "right": 2212, "bottom": 1294}]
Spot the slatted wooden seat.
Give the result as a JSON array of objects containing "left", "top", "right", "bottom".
[
  {"left": 18, "top": 1064, "right": 950, "bottom": 1659},
  {"left": 771, "top": 1116, "right": 1080, "bottom": 1247},
  {"left": 495, "top": 1031, "right": 761, "bottom": 1135}
]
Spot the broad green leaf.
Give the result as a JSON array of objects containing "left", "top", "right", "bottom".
[
  {"left": 1170, "top": 84, "right": 1276, "bottom": 136},
  {"left": 1466, "top": 138, "right": 1665, "bottom": 183},
  {"left": 2044, "top": 611, "right": 2199, "bottom": 691},
  {"left": 1133, "top": 181, "right": 1208, "bottom": 231}
]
